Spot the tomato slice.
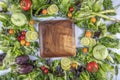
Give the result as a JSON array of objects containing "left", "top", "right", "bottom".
[{"left": 20, "top": 0, "right": 32, "bottom": 11}]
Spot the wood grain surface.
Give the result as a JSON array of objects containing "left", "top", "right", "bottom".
[{"left": 39, "top": 20, "right": 76, "bottom": 58}]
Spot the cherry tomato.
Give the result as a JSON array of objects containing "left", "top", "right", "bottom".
[
  {"left": 44, "top": 68, "right": 49, "bottom": 74},
  {"left": 67, "top": 12, "right": 72, "bottom": 18},
  {"left": 40, "top": 66, "right": 46, "bottom": 71},
  {"left": 29, "top": 20, "right": 35, "bottom": 25},
  {"left": 20, "top": 0, "right": 32, "bottom": 11},
  {"left": 69, "top": 7, "right": 74, "bottom": 13},
  {"left": 90, "top": 17, "right": 96, "bottom": 23},
  {"left": 8, "top": 29, "right": 14, "bottom": 34},
  {"left": 87, "top": 61, "right": 98, "bottom": 73},
  {"left": 20, "top": 40, "right": 26, "bottom": 45},
  {"left": 42, "top": 9, "right": 48, "bottom": 15},
  {"left": 71, "top": 63, "right": 78, "bottom": 69},
  {"left": 25, "top": 42, "right": 30, "bottom": 46},
  {"left": 21, "top": 31, "right": 26, "bottom": 36},
  {"left": 17, "top": 36, "right": 21, "bottom": 41},
  {"left": 20, "top": 35, "right": 25, "bottom": 40}
]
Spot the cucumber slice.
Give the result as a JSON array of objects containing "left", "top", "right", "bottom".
[
  {"left": 93, "top": 45, "right": 108, "bottom": 60},
  {"left": 89, "top": 38, "right": 96, "bottom": 47},
  {"left": 11, "top": 13, "right": 27, "bottom": 26},
  {"left": 80, "top": 37, "right": 90, "bottom": 46}
]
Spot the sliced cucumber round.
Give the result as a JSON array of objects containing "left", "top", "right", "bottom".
[
  {"left": 80, "top": 37, "right": 90, "bottom": 46},
  {"left": 11, "top": 13, "right": 27, "bottom": 26},
  {"left": 93, "top": 45, "right": 108, "bottom": 60},
  {"left": 89, "top": 38, "right": 96, "bottom": 47}
]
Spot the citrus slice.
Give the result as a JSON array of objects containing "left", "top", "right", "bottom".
[
  {"left": 80, "top": 37, "right": 90, "bottom": 46},
  {"left": 88, "top": 38, "right": 96, "bottom": 47},
  {"left": 47, "top": 4, "right": 59, "bottom": 14},
  {"left": 61, "top": 58, "right": 71, "bottom": 67},
  {"left": 61, "top": 65, "right": 70, "bottom": 71},
  {"left": 93, "top": 45, "right": 108, "bottom": 60},
  {"left": 30, "top": 31, "right": 38, "bottom": 41},
  {"left": 26, "top": 31, "right": 38, "bottom": 42}
]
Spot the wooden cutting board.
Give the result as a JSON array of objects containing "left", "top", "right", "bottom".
[{"left": 38, "top": 20, "right": 76, "bottom": 58}]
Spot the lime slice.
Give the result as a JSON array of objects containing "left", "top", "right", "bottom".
[
  {"left": 61, "top": 58, "right": 71, "bottom": 67},
  {"left": 11, "top": 13, "right": 27, "bottom": 26},
  {"left": 80, "top": 37, "right": 90, "bottom": 46},
  {"left": 30, "top": 31, "right": 38, "bottom": 41},
  {"left": 93, "top": 45, "right": 108, "bottom": 60},
  {"left": 26, "top": 31, "right": 38, "bottom": 42},
  {"left": 61, "top": 65, "right": 70, "bottom": 71},
  {"left": 47, "top": 4, "right": 59, "bottom": 14}
]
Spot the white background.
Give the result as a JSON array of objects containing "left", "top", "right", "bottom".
[{"left": 0, "top": 0, "right": 120, "bottom": 79}]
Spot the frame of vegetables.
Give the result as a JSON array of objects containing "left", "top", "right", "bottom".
[{"left": 0, "top": 0, "right": 120, "bottom": 80}]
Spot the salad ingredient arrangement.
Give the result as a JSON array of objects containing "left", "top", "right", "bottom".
[{"left": 0, "top": 0, "right": 120, "bottom": 80}]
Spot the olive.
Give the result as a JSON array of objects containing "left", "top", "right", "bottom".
[
  {"left": 75, "top": 71, "right": 80, "bottom": 77},
  {"left": 18, "top": 64, "right": 33, "bottom": 74},
  {"left": 0, "top": 53, "right": 6, "bottom": 61},
  {"left": 93, "top": 31, "right": 101, "bottom": 38},
  {"left": 55, "top": 65, "right": 65, "bottom": 77},
  {"left": 15, "top": 55, "right": 29, "bottom": 65},
  {"left": 77, "top": 66, "right": 86, "bottom": 72}
]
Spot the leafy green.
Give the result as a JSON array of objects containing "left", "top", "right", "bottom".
[
  {"left": 108, "top": 22, "right": 120, "bottom": 34},
  {"left": 99, "top": 37, "right": 120, "bottom": 48}
]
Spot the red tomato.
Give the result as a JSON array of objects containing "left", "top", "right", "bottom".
[
  {"left": 20, "top": 0, "right": 32, "bottom": 11},
  {"left": 69, "top": 7, "right": 74, "bottom": 13},
  {"left": 40, "top": 66, "right": 46, "bottom": 71},
  {"left": 21, "top": 31, "right": 26, "bottom": 36},
  {"left": 20, "top": 35, "right": 25, "bottom": 40},
  {"left": 17, "top": 36, "right": 21, "bottom": 41},
  {"left": 44, "top": 68, "right": 49, "bottom": 74},
  {"left": 86, "top": 61, "right": 98, "bottom": 73}
]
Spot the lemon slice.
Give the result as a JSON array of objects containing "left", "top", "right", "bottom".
[
  {"left": 61, "top": 58, "right": 71, "bottom": 67},
  {"left": 26, "top": 31, "right": 38, "bottom": 42},
  {"left": 47, "top": 4, "right": 59, "bottom": 14},
  {"left": 80, "top": 37, "right": 90, "bottom": 46}
]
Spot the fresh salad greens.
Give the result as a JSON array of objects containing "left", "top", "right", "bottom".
[
  {"left": 99, "top": 37, "right": 120, "bottom": 48},
  {"left": 0, "top": 0, "right": 120, "bottom": 80},
  {"left": 108, "top": 22, "right": 120, "bottom": 34}
]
